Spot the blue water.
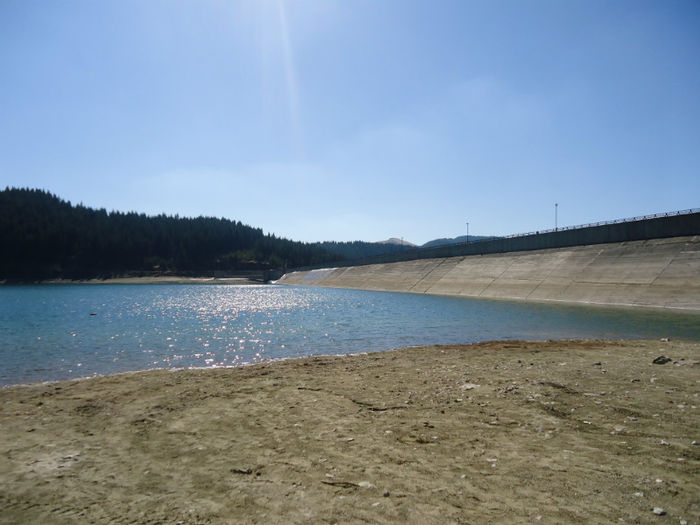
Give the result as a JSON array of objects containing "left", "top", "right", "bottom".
[{"left": 1, "top": 284, "right": 698, "bottom": 386}]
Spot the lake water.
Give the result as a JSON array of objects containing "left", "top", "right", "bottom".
[{"left": 1, "top": 284, "right": 698, "bottom": 387}]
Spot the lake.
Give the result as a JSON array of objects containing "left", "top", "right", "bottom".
[{"left": 1, "top": 284, "right": 698, "bottom": 386}]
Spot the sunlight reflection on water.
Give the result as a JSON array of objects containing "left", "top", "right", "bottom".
[{"left": 0, "top": 283, "right": 698, "bottom": 386}]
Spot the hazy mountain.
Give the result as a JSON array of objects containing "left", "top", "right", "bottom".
[{"left": 376, "top": 237, "right": 418, "bottom": 247}]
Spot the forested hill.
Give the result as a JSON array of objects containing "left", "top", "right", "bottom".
[
  {"left": 0, "top": 188, "right": 338, "bottom": 281},
  {"left": 313, "top": 240, "right": 414, "bottom": 260}
]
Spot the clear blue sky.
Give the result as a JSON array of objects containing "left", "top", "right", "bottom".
[{"left": 1, "top": 0, "right": 698, "bottom": 244}]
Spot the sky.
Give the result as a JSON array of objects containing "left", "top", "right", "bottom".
[{"left": 1, "top": 0, "right": 698, "bottom": 245}]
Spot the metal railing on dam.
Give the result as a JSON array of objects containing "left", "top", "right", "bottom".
[
  {"left": 291, "top": 209, "right": 700, "bottom": 272},
  {"left": 502, "top": 208, "right": 699, "bottom": 239}
]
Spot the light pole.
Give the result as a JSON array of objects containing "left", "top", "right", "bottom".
[{"left": 555, "top": 203, "right": 558, "bottom": 231}]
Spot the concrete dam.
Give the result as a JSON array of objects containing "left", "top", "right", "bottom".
[{"left": 279, "top": 214, "right": 700, "bottom": 311}]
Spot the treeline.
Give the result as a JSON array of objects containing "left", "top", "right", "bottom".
[
  {"left": 0, "top": 188, "right": 339, "bottom": 281},
  {"left": 421, "top": 235, "right": 499, "bottom": 249},
  {"left": 314, "top": 241, "right": 414, "bottom": 260}
]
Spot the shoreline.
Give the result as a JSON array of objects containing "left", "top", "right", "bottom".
[
  {"left": 1, "top": 339, "right": 698, "bottom": 523},
  {"left": 0, "top": 337, "right": 697, "bottom": 392},
  {"left": 282, "top": 281, "right": 700, "bottom": 315}
]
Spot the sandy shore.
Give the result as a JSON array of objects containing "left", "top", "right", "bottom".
[{"left": 1, "top": 340, "right": 698, "bottom": 524}]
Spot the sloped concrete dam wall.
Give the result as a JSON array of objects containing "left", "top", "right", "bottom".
[{"left": 278, "top": 236, "right": 700, "bottom": 311}]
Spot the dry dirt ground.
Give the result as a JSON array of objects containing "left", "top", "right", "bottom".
[{"left": 1, "top": 340, "right": 698, "bottom": 524}]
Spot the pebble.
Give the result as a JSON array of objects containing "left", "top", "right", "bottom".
[
  {"left": 652, "top": 507, "right": 666, "bottom": 516},
  {"left": 634, "top": 492, "right": 644, "bottom": 497},
  {"left": 652, "top": 356, "right": 672, "bottom": 365},
  {"left": 358, "top": 481, "right": 374, "bottom": 488}
]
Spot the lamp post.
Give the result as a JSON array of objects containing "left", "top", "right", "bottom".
[{"left": 555, "top": 203, "right": 558, "bottom": 231}]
